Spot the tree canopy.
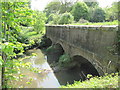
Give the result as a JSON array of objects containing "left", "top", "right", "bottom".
[
  {"left": 83, "top": 0, "right": 99, "bottom": 8},
  {"left": 44, "top": 1, "right": 61, "bottom": 16},
  {"left": 105, "top": 2, "right": 119, "bottom": 21},
  {"left": 92, "top": 8, "right": 105, "bottom": 22},
  {"left": 71, "top": 2, "right": 89, "bottom": 21},
  {"left": 58, "top": 12, "right": 74, "bottom": 24}
]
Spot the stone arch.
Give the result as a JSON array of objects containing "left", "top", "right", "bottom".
[
  {"left": 53, "top": 43, "right": 65, "bottom": 61},
  {"left": 44, "top": 38, "right": 52, "bottom": 47},
  {"left": 55, "top": 42, "right": 66, "bottom": 52},
  {"left": 47, "top": 43, "right": 65, "bottom": 63},
  {"left": 40, "top": 35, "right": 52, "bottom": 48},
  {"left": 71, "top": 55, "right": 100, "bottom": 80}
]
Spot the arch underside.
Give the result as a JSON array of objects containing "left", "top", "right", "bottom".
[
  {"left": 46, "top": 43, "right": 65, "bottom": 63},
  {"left": 71, "top": 55, "right": 100, "bottom": 80}
]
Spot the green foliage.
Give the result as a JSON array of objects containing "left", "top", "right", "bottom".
[
  {"left": 1, "top": 42, "right": 24, "bottom": 56},
  {"left": 61, "top": 73, "right": 118, "bottom": 88},
  {"left": 0, "top": 56, "right": 3, "bottom": 66},
  {"left": 59, "top": 54, "right": 71, "bottom": 67},
  {"left": 44, "top": 0, "right": 73, "bottom": 17},
  {"left": 33, "top": 11, "right": 46, "bottom": 34},
  {"left": 44, "top": 1, "right": 61, "bottom": 17},
  {"left": 1, "top": 42, "right": 24, "bottom": 88},
  {"left": 71, "top": 2, "right": 89, "bottom": 22},
  {"left": 2, "top": 2, "right": 33, "bottom": 42},
  {"left": 58, "top": 12, "right": 74, "bottom": 24},
  {"left": 17, "top": 27, "right": 34, "bottom": 43},
  {"left": 47, "top": 14, "right": 55, "bottom": 23},
  {"left": 48, "top": 13, "right": 60, "bottom": 24},
  {"left": 88, "top": 7, "right": 96, "bottom": 22},
  {"left": 44, "top": 1, "right": 119, "bottom": 24},
  {"left": 0, "top": 42, "right": 42, "bottom": 88},
  {"left": 1, "top": 1, "right": 46, "bottom": 88},
  {"left": 92, "top": 8, "right": 105, "bottom": 22},
  {"left": 104, "top": 2, "right": 119, "bottom": 21},
  {"left": 83, "top": 0, "right": 99, "bottom": 8},
  {"left": 59, "top": 2, "right": 73, "bottom": 14}
]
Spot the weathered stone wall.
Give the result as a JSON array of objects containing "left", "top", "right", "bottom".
[{"left": 46, "top": 25, "right": 119, "bottom": 75}]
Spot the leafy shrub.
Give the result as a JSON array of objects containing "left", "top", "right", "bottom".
[
  {"left": 58, "top": 12, "right": 74, "bottom": 25},
  {"left": 33, "top": 11, "right": 46, "bottom": 34},
  {"left": 105, "top": 2, "right": 119, "bottom": 21},
  {"left": 59, "top": 54, "right": 71, "bottom": 67},
  {"left": 78, "top": 18, "right": 89, "bottom": 23},
  {"left": 48, "top": 13, "right": 60, "bottom": 24},
  {"left": 46, "top": 46, "right": 55, "bottom": 53},
  {"left": 61, "top": 73, "right": 118, "bottom": 88}
]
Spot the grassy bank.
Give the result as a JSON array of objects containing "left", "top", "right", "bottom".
[
  {"left": 61, "top": 73, "right": 119, "bottom": 88},
  {"left": 69, "top": 20, "right": 118, "bottom": 25}
]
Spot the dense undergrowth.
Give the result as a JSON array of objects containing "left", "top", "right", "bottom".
[{"left": 61, "top": 73, "right": 119, "bottom": 88}]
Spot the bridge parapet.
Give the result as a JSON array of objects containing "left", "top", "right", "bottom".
[{"left": 46, "top": 25, "right": 119, "bottom": 75}]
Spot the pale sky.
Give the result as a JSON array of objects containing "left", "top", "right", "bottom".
[{"left": 31, "top": 0, "right": 118, "bottom": 11}]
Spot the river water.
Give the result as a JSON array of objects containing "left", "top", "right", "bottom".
[
  {"left": 9, "top": 49, "right": 81, "bottom": 88},
  {"left": 9, "top": 49, "right": 60, "bottom": 88}
]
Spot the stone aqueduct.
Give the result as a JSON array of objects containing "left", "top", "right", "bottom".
[{"left": 45, "top": 25, "right": 119, "bottom": 76}]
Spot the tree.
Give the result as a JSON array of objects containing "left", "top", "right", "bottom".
[
  {"left": 2, "top": 2, "right": 33, "bottom": 42},
  {"left": 59, "top": 2, "right": 73, "bottom": 13},
  {"left": 58, "top": 0, "right": 79, "bottom": 5},
  {"left": 92, "top": 8, "right": 105, "bottom": 22},
  {"left": 1, "top": 2, "right": 33, "bottom": 87},
  {"left": 71, "top": 2, "right": 89, "bottom": 22},
  {"left": 58, "top": 0, "right": 79, "bottom": 13},
  {"left": 83, "top": 0, "right": 99, "bottom": 8},
  {"left": 44, "top": 1, "right": 61, "bottom": 17},
  {"left": 44, "top": 0, "right": 74, "bottom": 16},
  {"left": 58, "top": 12, "right": 74, "bottom": 24},
  {"left": 47, "top": 13, "right": 60, "bottom": 24},
  {"left": 83, "top": 0, "right": 99, "bottom": 22},
  {"left": 33, "top": 11, "right": 46, "bottom": 34},
  {"left": 44, "top": 0, "right": 74, "bottom": 23},
  {"left": 105, "top": 2, "right": 119, "bottom": 21}
]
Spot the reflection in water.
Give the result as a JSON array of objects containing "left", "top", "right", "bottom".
[{"left": 9, "top": 49, "right": 60, "bottom": 88}]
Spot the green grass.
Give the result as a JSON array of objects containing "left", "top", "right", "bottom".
[
  {"left": 61, "top": 73, "right": 119, "bottom": 88},
  {"left": 69, "top": 20, "right": 118, "bottom": 25}
]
